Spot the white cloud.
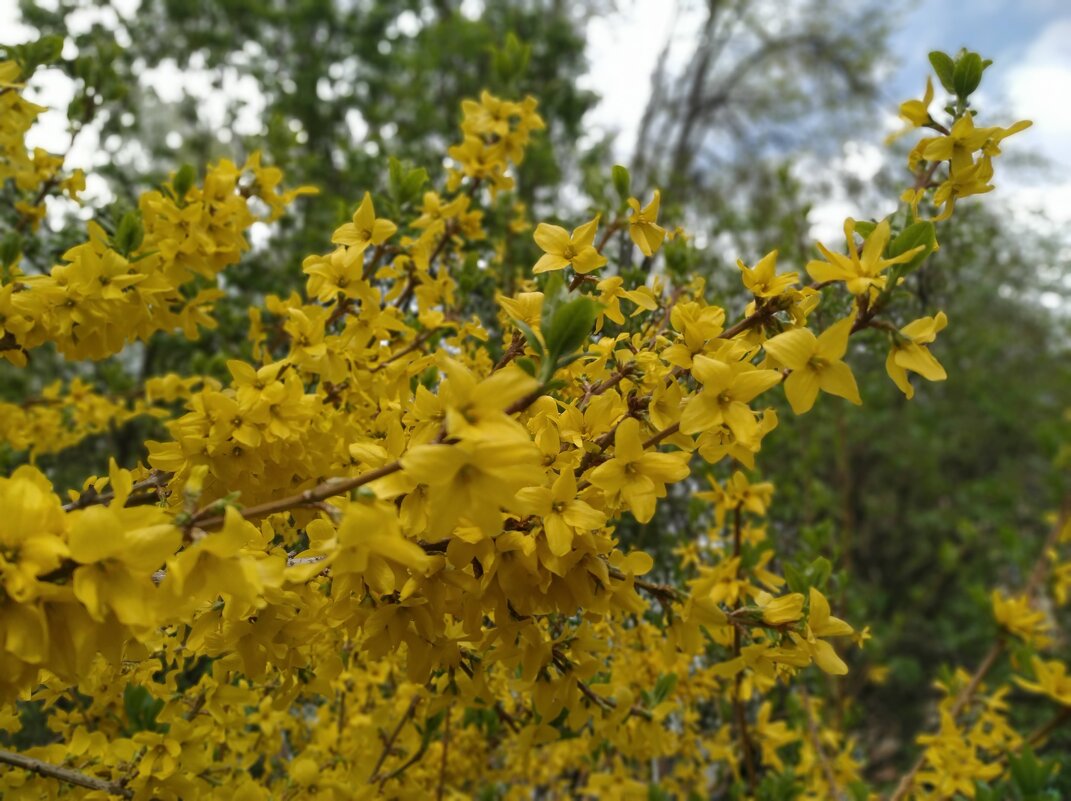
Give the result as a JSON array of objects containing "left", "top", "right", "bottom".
[
  {"left": 1004, "top": 18, "right": 1071, "bottom": 166},
  {"left": 581, "top": 0, "right": 681, "bottom": 158},
  {"left": 999, "top": 17, "right": 1071, "bottom": 230}
]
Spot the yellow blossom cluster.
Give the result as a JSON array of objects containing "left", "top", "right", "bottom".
[
  {"left": 1, "top": 61, "right": 314, "bottom": 364},
  {"left": 0, "top": 378, "right": 186, "bottom": 459},
  {"left": 0, "top": 60, "right": 85, "bottom": 232}
]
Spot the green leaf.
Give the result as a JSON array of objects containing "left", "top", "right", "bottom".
[
  {"left": 386, "top": 157, "right": 429, "bottom": 208},
  {"left": 806, "top": 557, "right": 832, "bottom": 589},
  {"left": 888, "top": 220, "right": 937, "bottom": 274},
  {"left": 1008, "top": 747, "right": 1057, "bottom": 796},
  {"left": 0, "top": 233, "right": 22, "bottom": 269},
  {"left": 491, "top": 32, "right": 531, "bottom": 83},
  {"left": 853, "top": 220, "right": 878, "bottom": 239},
  {"left": 611, "top": 165, "right": 631, "bottom": 201},
  {"left": 784, "top": 563, "right": 807, "bottom": 594},
  {"left": 651, "top": 672, "right": 678, "bottom": 704},
  {"left": 647, "top": 785, "right": 671, "bottom": 801},
  {"left": 113, "top": 211, "right": 145, "bottom": 256},
  {"left": 514, "top": 319, "right": 544, "bottom": 358},
  {"left": 123, "top": 684, "right": 165, "bottom": 733},
  {"left": 928, "top": 51, "right": 956, "bottom": 93},
  {"left": 388, "top": 156, "right": 404, "bottom": 197},
  {"left": 543, "top": 296, "right": 600, "bottom": 364},
  {"left": 953, "top": 52, "right": 984, "bottom": 98},
  {"left": 171, "top": 164, "right": 197, "bottom": 201},
  {"left": 420, "top": 710, "right": 446, "bottom": 747},
  {"left": 14, "top": 35, "right": 65, "bottom": 76}
]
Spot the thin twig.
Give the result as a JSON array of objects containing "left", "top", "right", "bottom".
[
  {"left": 436, "top": 705, "right": 451, "bottom": 801},
  {"left": 192, "top": 462, "right": 402, "bottom": 530},
  {"left": 370, "top": 695, "right": 422, "bottom": 783},
  {"left": 731, "top": 504, "right": 758, "bottom": 793},
  {"left": 0, "top": 749, "right": 133, "bottom": 798},
  {"left": 800, "top": 686, "right": 842, "bottom": 800}
]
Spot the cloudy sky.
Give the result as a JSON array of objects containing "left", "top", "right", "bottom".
[
  {"left": 582, "top": 0, "right": 1071, "bottom": 236},
  {"left": 3, "top": 0, "right": 1069, "bottom": 236}
]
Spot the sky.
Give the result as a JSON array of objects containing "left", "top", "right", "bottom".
[
  {"left": 581, "top": 0, "right": 1071, "bottom": 241},
  {"left": 2, "top": 0, "right": 1070, "bottom": 241}
]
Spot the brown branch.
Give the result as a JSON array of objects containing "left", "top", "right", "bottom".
[
  {"left": 800, "top": 686, "right": 842, "bottom": 800},
  {"left": 643, "top": 421, "right": 680, "bottom": 449},
  {"left": 1027, "top": 705, "right": 1071, "bottom": 748},
  {"left": 730, "top": 504, "right": 758, "bottom": 793},
  {"left": 436, "top": 705, "right": 451, "bottom": 801},
  {"left": 370, "top": 695, "right": 422, "bottom": 784},
  {"left": 370, "top": 327, "right": 439, "bottom": 373},
  {"left": 579, "top": 365, "right": 634, "bottom": 408},
  {"left": 607, "top": 562, "right": 682, "bottom": 605},
  {"left": 0, "top": 749, "right": 133, "bottom": 798},
  {"left": 63, "top": 470, "right": 170, "bottom": 512},
  {"left": 503, "top": 386, "right": 547, "bottom": 416},
  {"left": 551, "top": 650, "right": 653, "bottom": 721},
  {"left": 192, "top": 462, "right": 403, "bottom": 530},
  {"left": 493, "top": 331, "right": 526, "bottom": 371}
]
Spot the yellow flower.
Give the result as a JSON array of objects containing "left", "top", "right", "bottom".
[
  {"left": 757, "top": 592, "right": 805, "bottom": 625},
  {"left": 594, "top": 276, "right": 657, "bottom": 328},
  {"left": 753, "top": 702, "right": 799, "bottom": 771},
  {"left": 516, "top": 469, "right": 606, "bottom": 556},
  {"left": 400, "top": 438, "right": 542, "bottom": 537},
  {"left": 627, "top": 191, "right": 666, "bottom": 257},
  {"left": 437, "top": 356, "right": 539, "bottom": 442},
  {"left": 1014, "top": 657, "right": 1071, "bottom": 707},
  {"left": 0, "top": 466, "right": 69, "bottom": 603},
  {"left": 532, "top": 215, "right": 607, "bottom": 274},
  {"left": 763, "top": 317, "right": 861, "bottom": 414},
  {"left": 588, "top": 417, "right": 690, "bottom": 523},
  {"left": 885, "top": 77, "right": 935, "bottom": 144},
  {"left": 497, "top": 291, "right": 544, "bottom": 332},
  {"left": 738, "top": 250, "right": 798, "bottom": 298},
  {"left": 331, "top": 191, "right": 398, "bottom": 254},
  {"left": 68, "top": 496, "right": 180, "bottom": 628},
  {"left": 806, "top": 219, "right": 923, "bottom": 296},
  {"left": 920, "top": 114, "right": 1031, "bottom": 171},
  {"left": 679, "top": 355, "right": 781, "bottom": 443},
  {"left": 992, "top": 589, "right": 1050, "bottom": 646},
  {"left": 885, "top": 311, "right": 948, "bottom": 398},
  {"left": 778, "top": 588, "right": 854, "bottom": 675}
]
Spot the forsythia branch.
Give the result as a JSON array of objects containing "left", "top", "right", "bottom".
[{"left": 0, "top": 748, "right": 133, "bottom": 798}]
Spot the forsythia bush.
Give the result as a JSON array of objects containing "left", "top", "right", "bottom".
[{"left": 1, "top": 39, "right": 1067, "bottom": 800}]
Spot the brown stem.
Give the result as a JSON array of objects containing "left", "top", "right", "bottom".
[
  {"left": 730, "top": 504, "right": 758, "bottom": 793},
  {"left": 370, "top": 695, "right": 422, "bottom": 783},
  {"left": 579, "top": 367, "right": 631, "bottom": 409},
  {"left": 800, "top": 686, "right": 842, "bottom": 800},
  {"left": 192, "top": 462, "right": 403, "bottom": 530},
  {"left": 493, "top": 331, "right": 525, "bottom": 371},
  {"left": 436, "top": 705, "right": 451, "bottom": 801},
  {"left": 0, "top": 749, "right": 133, "bottom": 798},
  {"left": 552, "top": 650, "right": 653, "bottom": 721},
  {"left": 595, "top": 220, "right": 623, "bottom": 253},
  {"left": 62, "top": 471, "right": 170, "bottom": 512},
  {"left": 370, "top": 327, "right": 439, "bottom": 373},
  {"left": 1027, "top": 705, "right": 1071, "bottom": 747},
  {"left": 606, "top": 563, "right": 682, "bottom": 605}
]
